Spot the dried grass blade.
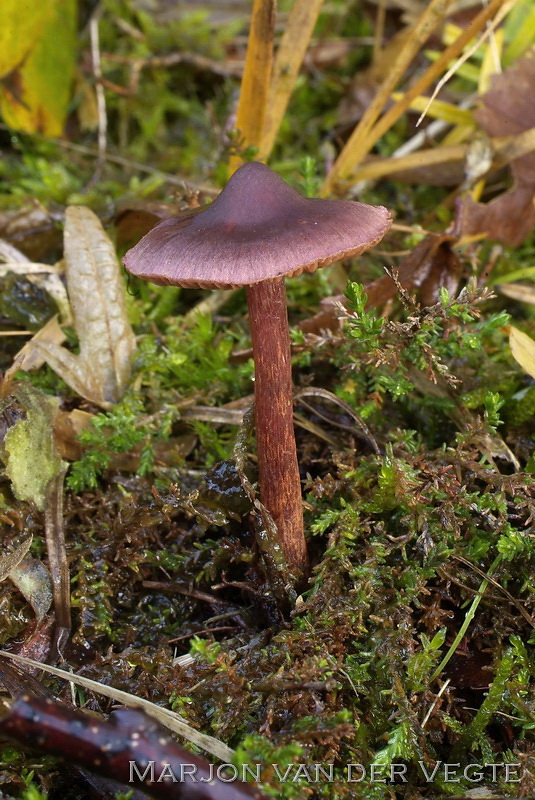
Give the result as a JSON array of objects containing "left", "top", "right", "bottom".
[
  {"left": 0, "top": 649, "right": 234, "bottom": 762},
  {"left": 343, "top": 0, "right": 510, "bottom": 182},
  {"left": 322, "top": 0, "right": 453, "bottom": 194},
  {"left": 260, "top": 0, "right": 325, "bottom": 159},
  {"left": 229, "top": 0, "right": 275, "bottom": 173},
  {"left": 352, "top": 143, "right": 466, "bottom": 182},
  {"left": 414, "top": 0, "right": 516, "bottom": 127}
]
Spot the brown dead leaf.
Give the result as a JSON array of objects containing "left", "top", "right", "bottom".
[
  {"left": 367, "top": 233, "right": 463, "bottom": 307},
  {"left": 458, "top": 185, "right": 535, "bottom": 248},
  {"left": 0, "top": 201, "right": 61, "bottom": 261},
  {"left": 115, "top": 200, "right": 186, "bottom": 249},
  {"left": 299, "top": 232, "right": 462, "bottom": 335},
  {"left": 474, "top": 50, "right": 535, "bottom": 182},
  {"left": 459, "top": 49, "right": 535, "bottom": 246}
]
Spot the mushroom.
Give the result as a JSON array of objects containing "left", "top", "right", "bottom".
[{"left": 123, "top": 162, "right": 391, "bottom": 578}]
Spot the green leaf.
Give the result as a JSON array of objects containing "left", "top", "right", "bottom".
[{"left": 2, "top": 386, "right": 65, "bottom": 510}]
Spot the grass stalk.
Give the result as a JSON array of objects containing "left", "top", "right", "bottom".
[
  {"left": 229, "top": 0, "right": 275, "bottom": 174},
  {"left": 260, "top": 0, "right": 325, "bottom": 160},
  {"left": 322, "top": 0, "right": 453, "bottom": 194}
]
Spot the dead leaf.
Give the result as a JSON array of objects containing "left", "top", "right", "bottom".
[
  {"left": 474, "top": 50, "right": 535, "bottom": 182},
  {"left": 115, "top": 200, "right": 186, "bottom": 249},
  {"left": 298, "top": 232, "right": 462, "bottom": 335},
  {"left": 33, "top": 207, "right": 137, "bottom": 409},
  {"left": 9, "top": 558, "right": 53, "bottom": 623},
  {"left": 0, "top": 535, "right": 52, "bottom": 623},
  {"left": 0, "top": 202, "right": 62, "bottom": 261},
  {"left": 497, "top": 283, "right": 535, "bottom": 305},
  {"left": 4, "top": 316, "right": 67, "bottom": 388},
  {"left": 0, "top": 260, "right": 71, "bottom": 325},
  {"left": 459, "top": 185, "right": 535, "bottom": 248},
  {"left": 366, "top": 232, "right": 462, "bottom": 307},
  {"left": 53, "top": 409, "right": 94, "bottom": 461},
  {"left": 459, "top": 49, "right": 535, "bottom": 245},
  {"left": 508, "top": 324, "right": 535, "bottom": 379},
  {"left": 0, "top": 536, "right": 33, "bottom": 582}
]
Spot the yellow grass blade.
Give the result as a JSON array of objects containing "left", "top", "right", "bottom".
[
  {"left": 425, "top": 49, "right": 481, "bottom": 83},
  {"left": 504, "top": 0, "right": 535, "bottom": 63},
  {"left": 352, "top": 145, "right": 467, "bottom": 182},
  {"left": 479, "top": 28, "right": 503, "bottom": 94},
  {"left": 260, "top": 0, "right": 325, "bottom": 160},
  {"left": 229, "top": 0, "right": 275, "bottom": 174},
  {"left": 415, "top": 1, "right": 515, "bottom": 128},
  {"left": 442, "top": 124, "right": 476, "bottom": 146},
  {"left": 349, "top": 126, "right": 535, "bottom": 183},
  {"left": 321, "top": 0, "right": 453, "bottom": 195},
  {"left": 322, "top": 0, "right": 510, "bottom": 195},
  {"left": 391, "top": 92, "right": 474, "bottom": 126}
]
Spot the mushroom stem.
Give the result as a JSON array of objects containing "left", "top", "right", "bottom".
[{"left": 246, "top": 280, "right": 308, "bottom": 577}]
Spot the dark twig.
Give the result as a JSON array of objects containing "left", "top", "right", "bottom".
[
  {"left": 0, "top": 695, "right": 272, "bottom": 800},
  {"left": 44, "top": 465, "right": 71, "bottom": 655}
]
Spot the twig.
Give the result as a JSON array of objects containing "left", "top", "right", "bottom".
[
  {"left": 0, "top": 695, "right": 269, "bottom": 800},
  {"left": 89, "top": 13, "right": 107, "bottom": 183},
  {"left": 44, "top": 465, "right": 71, "bottom": 656}
]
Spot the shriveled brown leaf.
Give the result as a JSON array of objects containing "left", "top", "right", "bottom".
[
  {"left": 458, "top": 184, "right": 535, "bottom": 248},
  {"left": 0, "top": 201, "right": 61, "bottom": 261},
  {"left": 115, "top": 200, "right": 187, "bottom": 249},
  {"left": 459, "top": 49, "right": 535, "bottom": 246},
  {"left": 367, "top": 232, "right": 462, "bottom": 307},
  {"left": 4, "top": 316, "right": 67, "bottom": 387},
  {"left": 53, "top": 409, "right": 94, "bottom": 461},
  {"left": 299, "top": 232, "right": 462, "bottom": 334},
  {"left": 474, "top": 50, "right": 535, "bottom": 183}
]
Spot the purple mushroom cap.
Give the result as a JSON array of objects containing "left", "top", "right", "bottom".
[{"left": 123, "top": 162, "right": 392, "bottom": 289}]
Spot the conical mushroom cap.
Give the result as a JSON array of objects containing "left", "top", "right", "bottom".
[{"left": 123, "top": 162, "right": 392, "bottom": 289}]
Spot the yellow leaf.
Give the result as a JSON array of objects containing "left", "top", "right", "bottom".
[
  {"left": 508, "top": 325, "right": 535, "bottom": 379},
  {"left": 0, "top": 0, "right": 77, "bottom": 136},
  {"left": 0, "top": 0, "right": 50, "bottom": 79}
]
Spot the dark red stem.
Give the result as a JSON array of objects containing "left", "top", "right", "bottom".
[{"left": 246, "top": 280, "right": 308, "bottom": 577}]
